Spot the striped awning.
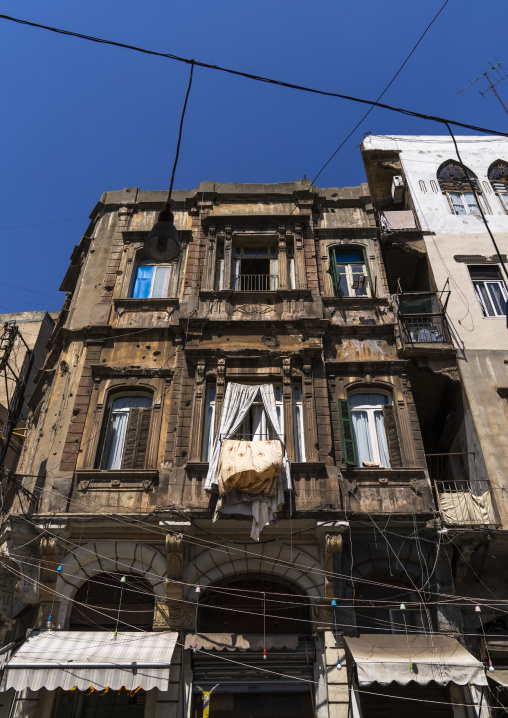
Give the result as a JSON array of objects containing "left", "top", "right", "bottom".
[
  {"left": 344, "top": 634, "right": 487, "bottom": 687},
  {"left": 0, "top": 631, "right": 179, "bottom": 692}
]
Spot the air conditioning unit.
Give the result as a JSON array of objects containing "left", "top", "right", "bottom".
[{"left": 391, "top": 175, "right": 405, "bottom": 203}]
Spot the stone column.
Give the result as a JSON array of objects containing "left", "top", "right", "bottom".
[{"left": 158, "top": 531, "right": 194, "bottom": 631}]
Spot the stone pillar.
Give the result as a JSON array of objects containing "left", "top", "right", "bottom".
[
  {"left": 325, "top": 631, "right": 349, "bottom": 718},
  {"left": 189, "top": 360, "right": 206, "bottom": 461},
  {"left": 278, "top": 225, "right": 288, "bottom": 289},
  {"left": 282, "top": 358, "right": 295, "bottom": 461},
  {"left": 158, "top": 531, "right": 194, "bottom": 631}
]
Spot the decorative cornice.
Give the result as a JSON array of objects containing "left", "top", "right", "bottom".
[
  {"left": 90, "top": 364, "right": 173, "bottom": 379},
  {"left": 325, "top": 359, "right": 408, "bottom": 373}
]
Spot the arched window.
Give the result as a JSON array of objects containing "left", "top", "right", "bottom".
[
  {"left": 198, "top": 574, "right": 310, "bottom": 635},
  {"left": 488, "top": 160, "right": 508, "bottom": 213},
  {"left": 354, "top": 581, "right": 431, "bottom": 633},
  {"left": 99, "top": 393, "right": 152, "bottom": 470},
  {"left": 131, "top": 260, "right": 172, "bottom": 298},
  {"left": 329, "top": 246, "right": 371, "bottom": 298},
  {"left": 339, "top": 391, "right": 401, "bottom": 468},
  {"left": 437, "top": 161, "right": 485, "bottom": 216},
  {"left": 69, "top": 573, "right": 155, "bottom": 630}
]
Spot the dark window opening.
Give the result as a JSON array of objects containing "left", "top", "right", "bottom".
[
  {"left": 69, "top": 573, "right": 155, "bottom": 631},
  {"left": 198, "top": 575, "right": 310, "bottom": 635},
  {"left": 354, "top": 581, "right": 432, "bottom": 634},
  {"left": 193, "top": 691, "right": 313, "bottom": 718},
  {"left": 54, "top": 688, "right": 146, "bottom": 718}
]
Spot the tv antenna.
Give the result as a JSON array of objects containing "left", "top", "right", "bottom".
[{"left": 457, "top": 61, "right": 508, "bottom": 117}]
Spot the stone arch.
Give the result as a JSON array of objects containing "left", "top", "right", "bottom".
[
  {"left": 56, "top": 541, "right": 166, "bottom": 629},
  {"left": 184, "top": 542, "right": 323, "bottom": 600}
]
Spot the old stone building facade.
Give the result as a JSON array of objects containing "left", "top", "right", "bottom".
[{"left": 0, "top": 169, "right": 500, "bottom": 717}]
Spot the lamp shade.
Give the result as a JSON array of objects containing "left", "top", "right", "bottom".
[{"left": 144, "top": 205, "right": 181, "bottom": 261}]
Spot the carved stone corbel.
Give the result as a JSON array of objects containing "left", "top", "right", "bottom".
[{"left": 160, "top": 532, "right": 194, "bottom": 629}]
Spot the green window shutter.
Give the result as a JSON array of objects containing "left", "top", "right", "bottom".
[
  {"left": 382, "top": 405, "right": 403, "bottom": 468},
  {"left": 329, "top": 248, "right": 340, "bottom": 297},
  {"left": 121, "top": 407, "right": 152, "bottom": 469},
  {"left": 339, "top": 399, "right": 357, "bottom": 467}
]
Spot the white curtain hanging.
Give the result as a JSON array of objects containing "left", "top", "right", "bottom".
[
  {"left": 205, "top": 383, "right": 259, "bottom": 491},
  {"left": 205, "top": 382, "right": 292, "bottom": 540},
  {"left": 260, "top": 383, "right": 291, "bottom": 490},
  {"left": 374, "top": 410, "right": 391, "bottom": 468}
]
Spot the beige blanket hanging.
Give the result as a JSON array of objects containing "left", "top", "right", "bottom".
[{"left": 217, "top": 439, "right": 283, "bottom": 497}]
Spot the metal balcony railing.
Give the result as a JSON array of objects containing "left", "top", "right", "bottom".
[
  {"left": 399, "top": 314, "right": 453, "bottom": 344},
  {"left": 233, "top": 274, "right": 278, "bottom": 291},
  {"left": 427, "top": 452, "right": 495, "bottom": 525},
  {"left": 221, "top": 433, "right": 285, "bottom": 442}
]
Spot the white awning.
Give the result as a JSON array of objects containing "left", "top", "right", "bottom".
[
  {"left": 344, "top": 634, "right": 487, "bottom": 687},
  {"left": 489, "top": 670, "right": 508, "bottom": 688},
  {"left": 0, "top": 631, "right": 179, "bottom": 692}
]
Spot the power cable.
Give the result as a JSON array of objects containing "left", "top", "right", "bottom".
[
  {"left": 446, "top": 122, "right": 508, "bottom": 283},
  {"left": 0, "top": 14, "right": 507, "bottom": 138},
  {"left": 13, "top": 499, "right": 508, "bottom": 613},
  {"left": 312, "top": 0, "right": 451, "bottom": 186}
]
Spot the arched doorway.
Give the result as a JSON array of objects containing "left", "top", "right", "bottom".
[
  {"left": 69, "top": 573, "right": 155, "bottom": 631},
  {"left": 193, "top": 574, "right": 314, "bottom": 718},
  {"left": 198, "top": 573, "right": 311, "bottom": 635}
]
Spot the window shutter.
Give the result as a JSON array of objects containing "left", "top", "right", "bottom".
[
  {"left": 382, "top": 405, "right": 403, "bottom": 468},
  {"left": 330, "top": 249, "right": 341, "bottom": 297},
  {"left": 121, "top": 407, "right": 152, "bottom": 469},
  {"left": 339, "top": 399, "right": 357, "bottom": 467},
  {"left": 97, "top": 407, "right": 112, "bottom": 469}
]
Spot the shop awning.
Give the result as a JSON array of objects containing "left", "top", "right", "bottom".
[
  {"left": 344, "top": 634, "right": 487, "bottom": 687},
  {"left": 185, "top": 633, "right": 299, "bottom": 651},
  {"left": 0, "top": 631, "right": 179, "bottom": 692},
  {"left": 489, "top": 671, "right": 508, "bottom": 688}
]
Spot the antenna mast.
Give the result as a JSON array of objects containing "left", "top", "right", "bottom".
[{"left": 457, "top": 61, "right": 508, "bottom": 117}]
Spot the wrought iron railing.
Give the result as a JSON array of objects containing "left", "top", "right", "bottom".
[
  {"left": 221, "top": 433, "right": 285, "bottom": 442},
  {"left": 427, "top": 452, "right": 495, "bottom": 525},
  {"left": 399, "top": 314, "right": 452, "bottom": 344},
  {"left": 233, "top": 274, "right": 278, "bottom": 291}
]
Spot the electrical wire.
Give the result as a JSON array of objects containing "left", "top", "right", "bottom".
[
  {"left": 312, "top": 0, "right": 451, "bottom": 186},
  {"left": 11, "top": 498, "right": 508, "bottom": 614},
  {"left": 1, "top": 14, "right": 507, "bottom": 139},
  {"left": 0, "top": 560, "right": 497, "bottom": 712}
]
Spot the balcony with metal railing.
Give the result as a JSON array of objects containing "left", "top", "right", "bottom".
[
  {"left": 397, "top": 291, "right": 455, "bottom": 354},
  {"left": 233, "top": 274, "right": 278, "bottom": 291},
  {"left": 427, "top": 452, "right": 497, "bottom": 526}
]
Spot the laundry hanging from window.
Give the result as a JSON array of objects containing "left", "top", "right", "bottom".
[{"left": 204, "top": 383, "right": 291, "bottom": 540}]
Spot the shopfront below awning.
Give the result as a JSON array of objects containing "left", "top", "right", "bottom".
[
  {"left": 0, "top": 630, "right": 179, "bottom": 692},
  {"left": 344, "top": 634, "right": 487, "bottom": 687}
]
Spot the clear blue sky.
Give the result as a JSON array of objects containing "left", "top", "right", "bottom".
[{"left": 1, "top": 0, "right": 507, "bottom": 313}]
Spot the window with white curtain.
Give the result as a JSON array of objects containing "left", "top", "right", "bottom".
[
  {"left": 293, "top": 385, "right": 305, "bottom": 461},
  {"left": 469, "top": 265, "right": 508, "bottom": 317},
  {"left": 349, "top": 392, "right": 391, "bottom": 468},
  {"left": 488, "top": 160, "right": 508, "bottom": 214},
  {"left": 202, "top": 383, "right": 306, "bottom": 460},
  {"left": 233, "top": 386, "right": 284, "bottom": 440},
  {"left": 100, "top": 395, "right": 152, "bottom": 470},
  {"left": 437, "top": 161, "right": 487, "bottom": 216},
  {"left": 131, "top": 261, "right": 172, "bottom": 298},
  {"left": 202, "top": 384, "right": 216, "bottom": 461}
]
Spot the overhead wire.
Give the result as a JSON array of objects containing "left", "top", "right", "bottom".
[
  {"left": 11, "top": 496, "right": 508, "bottom": 614},
  {"left": 311, "top": 0, "right": 451, "bottom": 186},
  {"left": 1, "top": 14, "right": 507, "bottom": 139}
]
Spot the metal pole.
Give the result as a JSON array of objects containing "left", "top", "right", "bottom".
[{"left": 196, "top": 685, "right": 219, "bottom": 718}]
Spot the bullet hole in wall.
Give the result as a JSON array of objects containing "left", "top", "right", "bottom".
[{"left": 153, "top": 351, "right": 161, "bottom": 356}]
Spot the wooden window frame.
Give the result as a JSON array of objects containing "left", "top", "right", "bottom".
[{"left": 329, "top": 246, "right": 372, "bottom": 298}]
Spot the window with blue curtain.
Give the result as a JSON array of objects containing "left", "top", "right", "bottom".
[{"left": 131, "top": 263, "right": 171, "bottom": 298}]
